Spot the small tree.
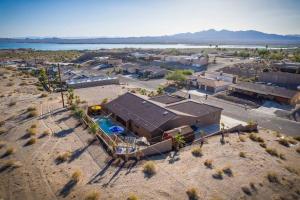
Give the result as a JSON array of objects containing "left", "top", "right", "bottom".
[
  {"left": 156, "top": 86, "right": 164, "bottom": 95},
  {"left": 89, "top": 123, "right": 98, "bottom": 135},
  {"left": 67, "top": 88, "right": 75, "bottom": 105},
  {"left": 174, "top": 133, "right": 185, "bottom": 150}
]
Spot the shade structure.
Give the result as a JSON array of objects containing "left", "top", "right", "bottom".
[
  {"left": 91, "top": 105, "right": 102, "bottom": 111},
  {"left": 109, "top": 126, "right": 124, "bottom": 134}
]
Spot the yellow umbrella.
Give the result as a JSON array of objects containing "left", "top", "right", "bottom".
[{"left": 91, "top": 105, "right": 102, "bottom": 111}]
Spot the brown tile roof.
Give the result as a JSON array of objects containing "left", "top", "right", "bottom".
[
  {"left": 166, "top": 101, "right": 222, "bottom": 117},
  {"left": 230, "top": 82, "right": 298, "bottom": 99},
  {"left": 149, "top": 94, "right": 185, "bottom": 104},
  {"left": 104, "top": 92, "right": 178, "bottom": 133}
]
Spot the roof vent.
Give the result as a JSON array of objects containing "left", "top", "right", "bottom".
[{"left": 163, "top": 111, "right": 169, "bottom": 115}]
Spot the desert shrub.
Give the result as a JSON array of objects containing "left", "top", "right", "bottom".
[
  {"left": 40, "top": 130, "right": 50, "bottom": 138},
  {"left": 249, "top": 133, "right": 264, "bottom": 143},
  {"left": 40, "top": 93, "right": 48, "bottom": 98},
  {"left": 191, "top": 147, "right": 203, "bottom": 157},
  {"left": 30, "top": 124, "right": 37, "bottom": 129},
  {"left": 143, "top": 161, "right": 156, "bottom": 176},
  {"left": 266, "top": 148, "right": 279, "bottom": 157},
  {"left": 0, "top": 160, "right": 22, "bottom": 171},
  {"left": 186, "top": 188, "right": 199, "bottom": 200},
  {"left": 222, "top": 166, "right": 233, "bottom": 177},
  {"left": 4, "top": 147, "right": 15, "bottom": 156},
  {"left": 0, "top": 141, "right": 6, "bottom": 149},
  {"left": 71, "top": 170, "right": 82, "bottom": 182},
  {"left": 0, "top": 121, "right": 5, "bottom": 127},
  {"left": 6, "top": 82, "right": 14, "bottom": 86},
  {"left": 56, "top": 151, "right": 71, "bottom": 163},
  {"left": 127, "top": 194, "right": 138, "bottom": 200},
  {"left": 296, "top": 147, "right": 300, "bottom": 154},
  {"left": 278, "top": 138, "right": 290, "bottom": 147},
  {"left": 239, "top": 152, "right": 246, "bottom": 158},
  {"left": 85, "top": 191, "right": 100, "bottom": 200},
  {"left": 8, "top": 101, "right": 16, "bottom": 106},
  {"left": 285, "top": 166, "right": 299, "bottom": 175},
  {"left": 293, "top": 136, "right": 300, "bottom": 142},
  {"left": 241, "top": 186, "right": 252, "bottom": 196},
  {"left": 26, "top": 138, "right": 37, "bottom": 146},
  {"left": 27, "top": 110, "right": 38, "bottom": 118},
  {"left": 0, "top": 128, "right": 6, "bottom": 135},
  {"left": 27, "top": 106, "right": 36, "bottom": 112},
  {"left": 212, "top": 169, "right": 223, "bottom": 179},
  {"left": 279, "top": 153, "right": 286, "bottom": 160},
  {"left": 239, "top": 136, "right": 246, "bottom": 142},
  {"left": 204, "top": 159, "right": 213, "bottom": 169},
  {"left": 274, "top": 131, "right": 282, "bottom": 138},
  {"left": 27, "top": 128, "right": 37, "bottom": 136},
  {"left": 259, "top": 143, "right": 267, "bottom": 148},
  {"left": 267, "top": 172, "right": 280, "bottom": 183}
]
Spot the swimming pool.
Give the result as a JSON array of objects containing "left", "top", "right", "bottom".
[{"left": 96, "top": 117, "right": 124, "bottom": 135}]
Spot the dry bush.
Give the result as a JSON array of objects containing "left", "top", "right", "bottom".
[
  {"left": 40, "top": 130, "right": 50, "bottom": 138},
  {"left": 0, "top": 121, "right": 5, "bottom": 127},
  {"left": 40, "top": 93, "right": 48, "bottom": 98},
  {"left": 278, "top": 138, "right": 290, "bottom": 147},
  {"left": 27, "top": 110, "right": 38, "bottom": 118},
  {"left": 249, "top": 133, "right": 264, "bottom": 143},
  {"left": 186, "top": 188, "right": 199, "bottom": 200},
  {"left": 56, "top": 151, "right": 71, "bottom": 163},
  {"left": 294, "top": 136, "right": 300, "bottom": 142},
  {"left": 6, "top": 82, "right": 14, "bottom": 87},
  {"left": 267, "top": 172, "right": 280, "bottom": 183},
  {"left": 0, "top": 128, "right": 6, "bottom": 135},
  {"left": 296, "top": 147, "right": 300, "bottom": 154},
  {"left": 279, "top": 153, "right": 286, "bottom": 160},
  {"left": 26, "top": 138, "right": 37, "bottom": 146},
  {"left": 85, "top": 191, "right": 100, "bottom": 200},
  {"left": 27, "top": 128, "right": 37, "bottom": 136},
  {"left": 127, "top": 194, "right": 138, "bottom": 200},
  {"left": 143, "top": 161, "right": 156, "bottom": 176},
  {"left": 285, "top": 166, "right": 299, "bottom": 175},
  {"left": 241, "top": 186, "right": 252, "bottom": 196},
  {"left": 239, "top": 152, "right": 246, "bottom": 158},
  {"left": 266, "top": 148, "right": 279, "bottom": 157},
  {"left": 239, "top": 136, "right": 246, "bottom": 142},
  {"left": 0, "top": 140, "right": 6, "bottom": 149},
  {"left": 71, "top": 170, "right": 82, "bottom": 183},
  {"left": 0, "top": 160, "right": 22, "bottom": 171},
  {"left": 191, "top": 147, "right": 203, "bottom": 157},
  {"left": 8, "top": 101, "right": 16, "bottom": 106},
  {"left": 204, "top": 159, "right": 213, "bottom": 169},
  {"left": 30, "top": 124, "right": 37, "bottom": 129},
  {"left": 212, "top": 169, "right": 223, "bottom": 179},
  {"left": 222, "top": 166, "right": 233, "bottom": 177},
  {"left": 27, "top": 106, "right": 36, "bottom": 112},
  {"left": 3, "top": 147, "right": 15, "bottom": 156},
  {"left": 259, "top": 143, "right": 267, "bottom": 148}
]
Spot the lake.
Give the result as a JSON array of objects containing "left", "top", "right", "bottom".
[{"left": 0, "top": 42, "right": 297, "bottom": 50}]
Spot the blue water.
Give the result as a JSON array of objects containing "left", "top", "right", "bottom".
[
  {"left": 97, "top": 117, "right": 117, "bottom": 134},
  {"left": 0, "top": 42, "right": 295, "bottom": 50}
]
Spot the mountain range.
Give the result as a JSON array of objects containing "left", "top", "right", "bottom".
[{"left": 1, "top": 29, "right": 300, "bottom": 45}]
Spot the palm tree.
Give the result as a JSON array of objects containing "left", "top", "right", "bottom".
[{"left": 174, "top": 133, "right": 185, "bottom": 151}]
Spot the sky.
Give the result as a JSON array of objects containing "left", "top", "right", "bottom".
[{"left": 0, "top": 0, "right": 300, "bottom": 38}]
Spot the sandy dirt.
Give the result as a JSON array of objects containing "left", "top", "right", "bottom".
[{"left": 0, "top": 68, "right": 299, "bottom": 200}]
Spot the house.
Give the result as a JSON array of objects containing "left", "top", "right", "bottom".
[
  {"left": 258, "top": 71, "right": 300, "bottom": 90},
  {"left": 103, "top": 93, "right": 222, "bottom": 143},
  {"left": 164, "top": 54, "right": 208, "bottom": 66},
  {"left": 273, "top": 62, "right": 300, "bottom": 74},
  {"left": 66, "top": 75, "right": 119, "bottom": 89},
  {"left": 229, "top": 82, "right": 299, "bottom": 105},
  {"left": 121, "top": 63, "right": 141, "bottom": 74},
  {"left": 186, "top": 71, "right": 236, "bottom": 93},
  {"left": 139, "top": 67, "right": 167, "bottom": 79}
]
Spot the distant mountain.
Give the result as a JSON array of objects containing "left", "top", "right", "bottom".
[{"left": 1, "top": 29, "right": 300, "bottom": 45}]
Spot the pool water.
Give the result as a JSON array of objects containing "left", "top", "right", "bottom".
[{"left": 97, "top": 117, "right": 121, "bottom": 135}]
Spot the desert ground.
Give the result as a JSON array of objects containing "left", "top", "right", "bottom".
[{"left": 0, "top": 67, "right": 300, "bottom": 200}]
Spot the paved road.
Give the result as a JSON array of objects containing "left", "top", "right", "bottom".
[{"left": 175, "top": 90, "right": 300, "bottom": 136}]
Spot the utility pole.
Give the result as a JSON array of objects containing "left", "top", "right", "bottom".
[
  {"left": 46, "top": 66, "right": 52, "bottom": 92},
  {"left": 57, "top": 64, "right": 65, "bottom": 107}
]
